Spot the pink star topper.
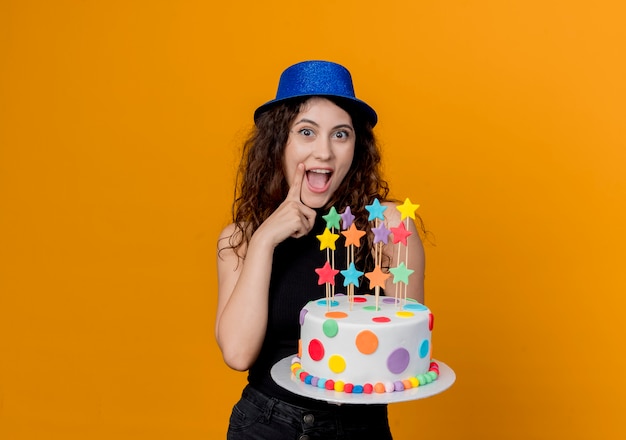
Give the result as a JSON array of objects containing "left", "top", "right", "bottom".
[{"left": 315, "top": 261, "right": 339, "bottom": 285}]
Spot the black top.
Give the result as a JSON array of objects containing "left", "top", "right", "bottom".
[{"left": 247, "top": 210, "right": 372, "bottom": 409}]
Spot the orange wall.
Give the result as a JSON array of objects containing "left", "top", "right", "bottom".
[{"left": 1, "top": 1, "right": 625, "bottom": 439}]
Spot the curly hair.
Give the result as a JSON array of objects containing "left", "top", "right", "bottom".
[{"left": 221, "top": 96, "right": 391, "bottom": 272}]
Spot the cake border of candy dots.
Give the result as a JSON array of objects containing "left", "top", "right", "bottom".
[{"left": 290, "top": 356, "right": 440, "bottom": 394}]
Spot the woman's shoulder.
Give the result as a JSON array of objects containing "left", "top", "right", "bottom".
[
  {"left": 218, "top": 222, "right": 238, "bottom": 240},
  {"left": 217, "top": 222, "right": 248, "bottom": 257},
  {"left": 381, "top": 200, "right": 402, "bottom": 226}
]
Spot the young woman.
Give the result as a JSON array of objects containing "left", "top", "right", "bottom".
[{"left": 216, "top": 60, "right": 425, "bottom": 440}]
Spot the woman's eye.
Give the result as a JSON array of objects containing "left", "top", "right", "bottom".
[
  {"left": 298, "top": 128, "right": 314, "bottom": 137},
  {"left": 334, "top": 130, "right": 350, "bottom": 139}
]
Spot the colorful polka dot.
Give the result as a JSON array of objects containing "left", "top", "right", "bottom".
[
  {"left": 419, "top": 339, "right": 430, "bottom": 358},
  {"left": 322, "top": 319, "right": 339, "bottom": 337},
  {"left": 372, "top": 316, "right": 391, "bottom": 323},
  {"left": 328, "top": 355, "right": 346, "bottom": 373},
  {"left": 299, "top": 309, "right": 308, "bottom": 326},
  {"left": 325, "top": 311, "right": 348, "bottom": 319},
  {"left": 382, "top": 297, "right": 399, "bottom": 304},
  {"left": 396, "top": 311, "right": 414, "bottom": 318},
  {"left": 308, "top": 339, "right": 324, "bottom": 361},
  {"left": 363, "top": 305, "right": 380, "bottom": 311},
  {"left": 429, "top": 313, "right": 434, "bottom": 331},
  {"left": 387, "top": 348, "right": 410, "bottom": 374},
  {"left": 403, "top": 303, "right": 428, "bottom": 311},
  {"left": 353, "top": 297, "right": 367, "bottom": 303},
  {"left": 355, "top": 330, "right": 378, "bottom": 354},
  {"left": 317, "top": 299, "right": 339, "bottom": 307}
]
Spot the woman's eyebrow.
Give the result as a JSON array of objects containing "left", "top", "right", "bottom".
[
  {"left": 333, "top": 123, "right": 354, "bottom": 131},
  {"left": 292, "top": 118, "right": 319, "bottom": 126},
  {"left": 293, "top": 119, "right": 354, "bottom": 131}
]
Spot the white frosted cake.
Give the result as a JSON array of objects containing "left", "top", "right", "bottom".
[{"left": 291, "top": 293, "right": 438, "bottom": 394}]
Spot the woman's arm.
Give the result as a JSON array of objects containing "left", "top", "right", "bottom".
[{"left": 215, "top": 164, "right": 316, "bottom": 371}]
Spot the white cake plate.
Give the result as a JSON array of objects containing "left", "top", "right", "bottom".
[{"left": 270, "top": 355, "right": 455, "bottom": 405}]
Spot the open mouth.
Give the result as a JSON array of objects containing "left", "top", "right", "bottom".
[{"left": 306, "top": 169, "right": 332, "bottom": 192}]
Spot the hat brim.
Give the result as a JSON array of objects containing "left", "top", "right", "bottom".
[{"left": 254, "top": 94, "right": 378, "bottom": 127}]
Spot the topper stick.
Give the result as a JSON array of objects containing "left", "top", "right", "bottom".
[
  {"left": 396, "top": 241, "right": 402, "bottom": 306},
  {"left": 375, "top": 219, "right": 380, "bottom": 310}
]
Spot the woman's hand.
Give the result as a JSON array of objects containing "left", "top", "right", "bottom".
[{"left": 255, "top": 163, "right": 317, "bottom": 247}]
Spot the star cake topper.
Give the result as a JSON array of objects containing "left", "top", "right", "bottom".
[
  {"left": 397, "top": 198, "right": 420, "bottom": 220},
  {"left": 322, "top": 207, "right": 342, "bottom": 230},
  {"left": 365, "top": 199, "right": 387, "bottom": 221},
  {"left": 316, "top": 228, "right": 340, "bottom": 251},
  {"left": 365, "top": 265, "right": 391, "bottom": 290},
  {"left": 315, "top": 261, "right": 340, "bottom": 285},
  {"left": 341, "top": 223, "right": 366, "bottom": 247}
]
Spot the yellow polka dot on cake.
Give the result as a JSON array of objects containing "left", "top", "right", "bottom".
[{"left": 328, "top": 355, "right": 346, "bottom": 373}]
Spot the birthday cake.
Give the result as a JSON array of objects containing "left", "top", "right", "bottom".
[
  {"left": 289, "top": 198, "right": 439, "bottom": 394},
  {"left": 293, "top": 294, "right": 437, "bottom": 394}
]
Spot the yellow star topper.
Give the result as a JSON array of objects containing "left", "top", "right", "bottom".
[
  {"left": 317, "top": 228, "right": 340, "bottom": 251},
  {"left": 397, "top": 198, "right": 420, "bottom": 220}
]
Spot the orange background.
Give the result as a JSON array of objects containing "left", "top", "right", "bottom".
[{"left": 1, "top": 1, "right": 625, "bottom": 439}]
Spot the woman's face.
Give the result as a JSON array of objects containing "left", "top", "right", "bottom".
[{"left": 283, "top": 97, "right": 355, "bottom": 208}]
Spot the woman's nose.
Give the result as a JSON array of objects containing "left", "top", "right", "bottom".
[{"left": 313, "top": 137, "right": 333, "bottom": 160}]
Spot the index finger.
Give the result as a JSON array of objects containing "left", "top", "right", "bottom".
[{"left": 286, "top": 163, "right": 306, "bottom": 202}]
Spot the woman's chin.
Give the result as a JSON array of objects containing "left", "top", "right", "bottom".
[{"left": 300, "top": 193, "right": 330, "bottom": 209}]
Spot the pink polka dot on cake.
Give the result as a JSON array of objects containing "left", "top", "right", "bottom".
[
  {"left": 372, "top": 316, "right": 391, "bottom": 323},
  {"left": 308, "top": 339, "right": 325, "bottom": 361}
]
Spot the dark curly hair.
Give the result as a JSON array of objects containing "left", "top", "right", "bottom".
[{"left": 221, "top": 96, "right": 392, "bottom": 272}]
